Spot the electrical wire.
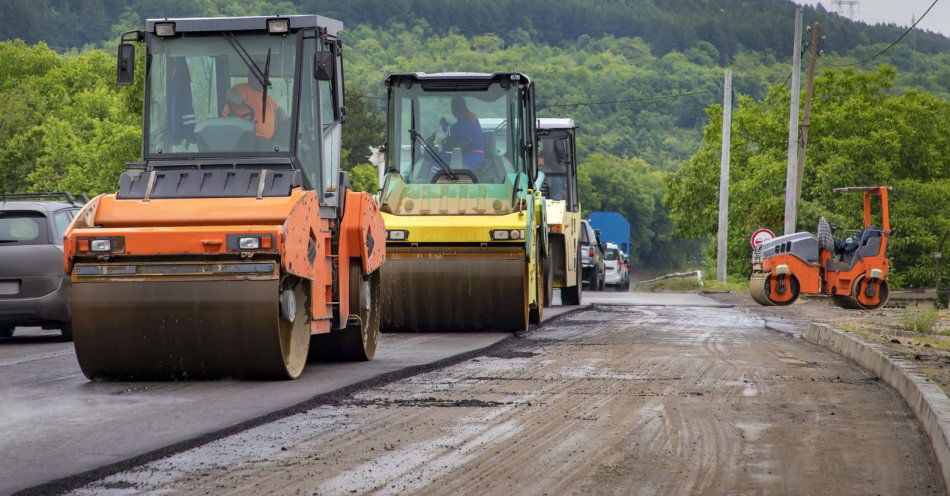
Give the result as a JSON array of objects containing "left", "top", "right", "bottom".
[
  {"left": 824, "top": 0, "right": 940, "bottom": 67},
  {"left": 761, "top": 71, "right": 793, "bottom": 106}
]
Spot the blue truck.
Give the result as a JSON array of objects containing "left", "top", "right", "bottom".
[{"left": 587, "top": 212, "right": 631, "bottom": 255}]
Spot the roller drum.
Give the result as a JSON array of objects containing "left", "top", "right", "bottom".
[
  {"left": 381, "top": 246, "right": 527, "bottom": 331},
  {"left": 71, "top": 277, "right": 307, "bottom": 380},
  {"left": 749, "top": 273, "right": 773, "bottom": 306}
]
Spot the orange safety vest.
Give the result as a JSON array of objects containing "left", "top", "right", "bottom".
[{"left": 221, "top": 84, "right": 279, "bottom": 139}]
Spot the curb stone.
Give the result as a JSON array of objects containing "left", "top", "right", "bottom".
[{"left": 804, "top": 323, "right": 950, "bottom": 493}]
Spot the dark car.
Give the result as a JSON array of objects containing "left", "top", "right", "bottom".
[
  {"left": 0, "top": 193, "right": 87, "bottom": 339},
  {"left": 580, "top": 219, "right": 605, "bottom": 291}
]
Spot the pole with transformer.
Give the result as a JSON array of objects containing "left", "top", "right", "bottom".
[
  {"left": 783, "top": 7, "right": 803, "bottom": 235},
  {"left": 795, "top": 22, "right": 822, "bottom": 207},
  {"left": 716, "top": 69, "right": 733, "bottom": 283}
]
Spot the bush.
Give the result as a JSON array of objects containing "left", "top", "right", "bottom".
[{"left": 901, "top": 307, "right": 940, "bottom": 334}]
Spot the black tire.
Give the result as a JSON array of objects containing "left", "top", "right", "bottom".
[
  {"left": 562, "top": 252, "right": 583, "bottom": 306},
  {"left": 767, "top": 274, "right": 800, "bottom": 306},
  {"left": 598, "top": 270, "right": 606, "bottom": 291},
  {"left": 542, "top": 253, "right": 554, "bottom": 308},
  {"left": 311, "top": 265, "right": 380, "bottom": 361},
  {"left": 0, "top": 325, "right": 13, "bottom": 338},
  {"left": 530, "top": 243, "right": 544, "bottom": 324},
  {"left": 60, "top": 322, "right": 73, "bottom": 341}
]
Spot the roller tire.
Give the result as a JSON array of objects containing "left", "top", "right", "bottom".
[
  {"left": 852, "top": 275, "right": 890, "bottom": 310},
  {"left": 311, "top": 265, "right": 380, "bottom": 361},
  {"left": 542, "top": 253, "right": 554, "bottom": 308},
  {"left": 562, "top": 252, "right": 583, "bottom": 306},
  {"left": 530, "top": 243, "right": 544, "bottom": 325},
  {"left": 749, "top": 273, "right": 800, "bottom": 306}
]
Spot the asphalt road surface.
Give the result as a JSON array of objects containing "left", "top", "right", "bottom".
[
  {"left": 24, "top": 292, "right": 941, "bottom": 496},
  {"left": 0, "top": 305, "right": 579, "bottom": 495}
]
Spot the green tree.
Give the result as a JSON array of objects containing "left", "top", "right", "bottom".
[{"left": 667, "top": 66, "right": 950, "bottom": 287}]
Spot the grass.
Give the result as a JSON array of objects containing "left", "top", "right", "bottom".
[
  {"left": 636, "top": 274, "right": 749, "bottom": 294},
  {"left": 900, "top": 306, "right": 941, "bottom": 334},
  {"left": 639, "top": 278, "right": 704, "bottom": 292}
]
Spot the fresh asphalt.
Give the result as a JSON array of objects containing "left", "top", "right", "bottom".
[{"left": 0, "top": 303, "right": 578, "bottom": 495}]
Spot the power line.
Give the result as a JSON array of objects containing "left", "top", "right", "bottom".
[
  {"left": 762, "top": 71, "right": 793, "bottom": 106},
  {"left": 538, "top": 89, "right": 718, "bottom": 109},
  {"left": 825, "top": 0, "right": 940, "bottom": 67}
]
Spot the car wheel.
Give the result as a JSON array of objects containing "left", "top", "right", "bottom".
[
  {"left": 60, "top": 322, "right": 73, "bottom": 341},
  {"left": 0, "top": 325, "right": 14, "bottom": 338}
]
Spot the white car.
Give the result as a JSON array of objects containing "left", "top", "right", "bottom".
[{"left": 602, "top": 243, "right": 630, "bottom": 291}]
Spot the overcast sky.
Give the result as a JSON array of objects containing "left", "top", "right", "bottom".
[{"left": 793, "top": 0, "right": 949, "bottom": 36}]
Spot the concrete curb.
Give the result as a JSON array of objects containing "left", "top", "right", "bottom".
[{"left": 804, "top": 323, "right": 950, "bottom": 492}]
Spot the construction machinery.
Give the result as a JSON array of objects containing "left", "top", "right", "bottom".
[
  {"left": 378, "top": 72, "right": 547, "bottom": 331},
  {"left": 63, "top": 15, "right": 386, "bottom": 380},
  {"left": 537, "top": 118, "right": 582, "bottom": 305},
  {"left": 750, "top": 187, "right": 891, "bottom": 309}
]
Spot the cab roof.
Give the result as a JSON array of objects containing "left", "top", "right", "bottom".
[
  {"left": 537, "top": 118, "right": 576, "bottom": 130},
  {"left": 145, "top": 15, "right": 343, "bottom": 37},
  {"left": 0, "top": 201, "right": 82, "bottom": 213},
  {"left": 385, "top": 72, "right": 532, "bottom": 87}
]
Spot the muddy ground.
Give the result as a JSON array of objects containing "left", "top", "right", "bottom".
[
  {"left": 710, "top": 291, "right": 950, "bottom": 392},
  {"left": 68, "top": 300, "right": 943, "bottom": 495}
]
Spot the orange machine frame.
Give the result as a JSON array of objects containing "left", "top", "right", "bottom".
[{"left": 760, "top": 187, "right": 890, "bottom": 305}]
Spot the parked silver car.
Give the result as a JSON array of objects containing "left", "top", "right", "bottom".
[
  {"left": 0, "top": 193, "right": 86, "bottom": 339},
  {"left": 580, "top": 219, "right": 605, "bottom": 291}
]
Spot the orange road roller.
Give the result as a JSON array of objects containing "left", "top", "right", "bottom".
[
  {"left": 63, "top": 15, "right": 385, "bottom": 380},
  {"left": 750, "top": 186, "right": 891, "bottom": 309}
]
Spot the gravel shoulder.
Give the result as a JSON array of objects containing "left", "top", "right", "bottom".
[
  {"left": 708, "top": 291, "right": 950, "bottom": 393},
  {"left": 67, "top": 301, "right": 944, "bottom": 495}
]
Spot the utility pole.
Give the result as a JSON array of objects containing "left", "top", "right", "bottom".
[
  {"left": 795, "top": 22, "right": 821, "bottom": 208},
  {"left": 784, "top": 7, "right": 803, "bottom": 235},
  {"left": 716, "top": 69, "right": 732, "bottom": 283}
]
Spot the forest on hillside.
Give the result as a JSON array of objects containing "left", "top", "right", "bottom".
[{"left": 0, "top": 0, "right": 947, "bottom": 286}]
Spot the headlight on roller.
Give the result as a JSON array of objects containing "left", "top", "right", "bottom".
[
  {"left": 491, "top": 229, "right": 525, "bottom": 241},
  {"left": 90, "top": 239, "right": 112, "bottom": 252},
  {"left": 238, "top": 237, "right": 261, "bottom": 250},
  {"left": 386, "top": 230, "right": 408, "bottom": 241}
]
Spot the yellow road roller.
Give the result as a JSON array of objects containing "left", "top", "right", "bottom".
[{"left": 378, "top": 72, "right": 548, "bottom": 331}]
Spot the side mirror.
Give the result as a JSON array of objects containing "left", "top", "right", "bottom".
[
  {"left": 314, "top": 51, "right": 334, "bottom": 81},
  {"left": 554, "top": 138, "right": 568, "bottom": 162},
  {"left": 116, "top": 43, "right": 135, "bottom": 86}
]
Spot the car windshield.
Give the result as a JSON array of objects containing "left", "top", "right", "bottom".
[
  {"left": 146, "top": 32, "right": 297, "bottom": 155},
  {"left": 537, "top": 133, "right": 569, "bottom": 201},
  {"left": 0, "top": 212, "right": 50, "bottom": 245},
  {"left": 380, "top": 81, "right": 527, "bottom": 216},
  {"left": 604, "top": 249, "right": 619, "bottom": 261}
]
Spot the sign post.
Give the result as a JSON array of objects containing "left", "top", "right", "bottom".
[{"left": 750, "top": 229, "right": 776, "bottom": 250}]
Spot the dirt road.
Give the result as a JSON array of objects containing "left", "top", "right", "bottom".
[{"left": 67, "top": 295, "right": 943, "bottom": 495}]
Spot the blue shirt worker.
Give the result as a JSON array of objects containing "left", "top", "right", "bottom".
[{"left": 435, "top": 96, "right": 486, "bottom": 173}]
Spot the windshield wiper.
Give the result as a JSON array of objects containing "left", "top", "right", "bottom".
[
  {"left": 0, "top": 239, "right": 22, "bottom": 243},
  {"left": 261, "top": 48, "right": 271, "bottom": 123},
  {"left": 409, "top": 129, "right": 457, "bottom": 181},
  {"left": 223, "top": 33, "right": 272, "bottom": 112}
]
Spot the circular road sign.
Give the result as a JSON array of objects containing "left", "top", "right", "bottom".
[{"left": 750, "top": 228, "right": 775, "bottom": 249}]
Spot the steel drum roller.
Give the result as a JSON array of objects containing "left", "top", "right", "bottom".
[
  {"left": 71, "top": 276, "right": 309, "bottom": 380},
  {"left": 381, "top": 246, "right": 527, "bottom": 331}
]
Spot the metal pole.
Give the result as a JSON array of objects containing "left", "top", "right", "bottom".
[
  {"left": 784, "top": 7, "right": 803, "bottom": 235},
  {"left": 795, "top": 22, "right": 820, "bottom": 208},
  {"left": 716, "top": 69, "right": 733, "bottom": 283}
]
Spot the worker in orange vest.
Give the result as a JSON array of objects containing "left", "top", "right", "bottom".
[{"left": 221, "top": 78, "right": 286, "bottom": 141}]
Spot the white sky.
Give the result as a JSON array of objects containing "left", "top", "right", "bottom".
[{"left": 794, "top": 0, "right": 949, "bottom": 36}]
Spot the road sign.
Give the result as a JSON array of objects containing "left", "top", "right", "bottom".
[{"left": 750, "top": 229, "right": 775, "bottom": 249}]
